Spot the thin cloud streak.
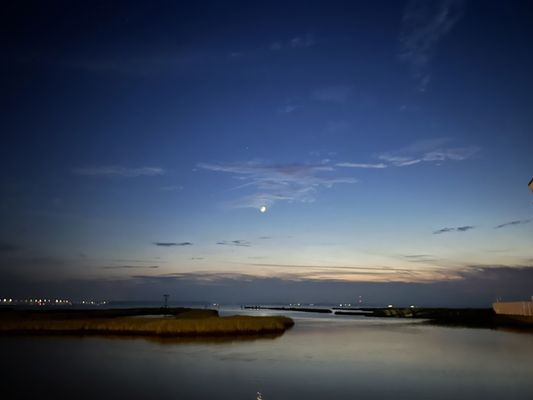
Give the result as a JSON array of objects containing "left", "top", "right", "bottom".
[
  {"left": 217, "top": 240, "right": 252, "bottom": 247},
  {"left": 338, "top": 138, "right": 478, "bottom": 170},
  {"left": 73, "top": 166, "right": 165, "bottom": 177},
  {"left": 495, "top": 219, "right": 530, "bottom": 229},
  {"left": 400, "top": 254, "right": 441, "bottom": 264},
  {"left": 402, "top": 254, "right": 433, "bottom": 259},
  {"left": 379, "top": 138, "right": 479, "bottom": 167},
  {"left": 433, "top": 225, "right": 475, "bottom": 234},
  {"left": 278, "top": 104, "right": 301, "bottom": 114},
  {"left": 336, "top": 162, "right": 387, "bottom": 169},
  {"left": 153, "top": 242, "right": 193, "bottom": 247}
]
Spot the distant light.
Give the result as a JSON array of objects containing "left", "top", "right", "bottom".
[
  {"left": 388, "top": 304, "right": 393, "bottom": 308},
  {"left": 259, "top": 205, "right": 267, "bottom": 213},
  {"left": 410, "top": 305, "right": 415, "bottom": 308}
]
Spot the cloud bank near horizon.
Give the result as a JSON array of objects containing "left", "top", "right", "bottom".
[{"left": 1, "top": 265, "right": 531, "bottom": 307}]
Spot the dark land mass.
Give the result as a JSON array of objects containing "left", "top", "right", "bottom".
[
  {"left": 244, "top": 305, "right": 532, "bottom": 330},
  {"left": 0, "top": 307, "right": 294, "bottom": 338},
  {"left": 0, "top": 306, "right": 216, "bottom": 320},
  {"left": 342, "top": 307, "right": 533, "bottom": 329}
]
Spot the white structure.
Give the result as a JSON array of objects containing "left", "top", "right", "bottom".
[{"left": 493, "top": 297, "right": 533, "bottom": 317}]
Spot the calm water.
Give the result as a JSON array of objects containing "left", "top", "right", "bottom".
[{"left": 1, "top": 309, "right": 533, "bottom": 400}]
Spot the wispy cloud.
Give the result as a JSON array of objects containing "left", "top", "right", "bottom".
[
  {"left": 433, "top": 225, "right": 475, "bottom": 234},
  {"left": 197, "top": 160, "right": 357, "bottom": 209},
  {"left": 400, "top": 254, "right": 441, "bottom": 264},
  {"left": 270, "top": 34, "right": 315, "bottom": 51},
  {"left": 337, "top": 138, "right": 478, "bottom": 170},
  {"left": 378, "top": 138, "right": 479, "bottom": 167},
  {"left": 153, "top": 242, "right": 192, "bottom": 247},
  {"left": 336, "top": 162, "right": 387, "bottom": 169},
  {"left": 311, "top": 86, "right": 352, "bottom": 104},
  {"left": 399, "top": 0, "right": 465, "bottom": 91},
  {"left": 217, "top": 240, "right": 252, "bottom": 247},
  {"left": 102, "top": 265, "right": 159, "bottom": 270},
  {"left": 402, "top": 254, "right": 433, "bottom": 259},
  {"left": 73, "top": 166, "right": 165, "bottom": 177},
  {"left": 278, "top": 104, "right": 301, "bottom": 114},
  {"left": 495, "top": 219, "right": 531, "bottom": 229}
]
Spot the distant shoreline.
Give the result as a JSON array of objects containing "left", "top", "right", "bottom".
[
  {"left": 245, "top": 305, "right": 533, "bottom": 330},
  {"left": 0, "top": 307, "right": 294, "bottom": 338}
]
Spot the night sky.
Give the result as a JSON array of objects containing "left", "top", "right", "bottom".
[{"left": 1, "top": 0, "right": 532, "bottom": 306}]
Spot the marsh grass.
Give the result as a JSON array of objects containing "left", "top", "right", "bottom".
[{"left": 0, "top": 313, "right": 294, "bottom": 337}]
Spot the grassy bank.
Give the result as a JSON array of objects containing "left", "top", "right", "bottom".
[{"left": 0, "top": 308, "right": 294, "bottom": 337}]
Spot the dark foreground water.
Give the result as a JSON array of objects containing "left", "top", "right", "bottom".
[{"left": 1, "top": 309, "right": 533, "bottom": 400}]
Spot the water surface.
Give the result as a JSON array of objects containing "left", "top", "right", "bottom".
[{"left": 2, "top": 309, "right": 532, "bottom": 400}]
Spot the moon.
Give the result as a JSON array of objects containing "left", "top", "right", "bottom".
[{"left": 259, "top": 206, "right": 267, "bottom": 213}]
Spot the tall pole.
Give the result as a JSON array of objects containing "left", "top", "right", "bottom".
[{"left": 163, "top": 294, "right": 169, "bottom": 309}]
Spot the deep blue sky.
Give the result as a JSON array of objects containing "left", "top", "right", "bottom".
[{"left": 1, "top": 0, "right": 532, "bottom": 306}]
